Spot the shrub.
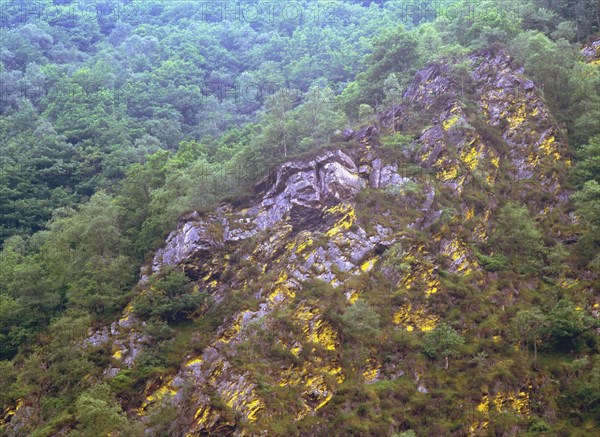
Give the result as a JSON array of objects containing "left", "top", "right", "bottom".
[
  {"left": 380, "top": 133, "right": 416, "bottom": 150},
  {"left": 143, "top": 320, "right": 176, "bottom": 341},
  {"left": 477, "top": 253, "right": 508, "bottom": 272},
  {"left": 545, "top": 299, "right": 593, "bottom": 352},
  {"left": 133, "top": 268, "right": 205, "bottom": 323},
  {"left": 490, "top": 203, "right": 545, "bottom": 274},
  {"left": 394, "top": 431, "right": 416, "bottom": 437},
  {"left": 528, "top": 418, "right": 552, "bottom": 434},
  {"left": 341, "top": 300, "right": 382, "bottom": 345}
]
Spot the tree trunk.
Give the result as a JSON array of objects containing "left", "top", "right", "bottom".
[
  {"left": 282, "top": 112, "right": 287, "bottom": 157},
  {"left": 392, "top": 99, "right": 396, "bottom": 134},
  {"left": 445, "top": 355, "right": 449, "bottom": 370}
]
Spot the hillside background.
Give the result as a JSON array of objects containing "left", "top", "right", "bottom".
[{"left": 1, "top": 1, "right": 600, "bottom": 435}]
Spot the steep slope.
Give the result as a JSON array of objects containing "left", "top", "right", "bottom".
[{"left": 2, "top": 48, "right": 593, "bottom": 436}]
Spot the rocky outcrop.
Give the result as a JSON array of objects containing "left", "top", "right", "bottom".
[
  {"left": 582, "top": 39, "right": 600, "bottom": 64},
  {"left": 1, "top": 49, "right": 574, "bottom": 436},
  {"left": 151, "top": 150, "right": 366, "bottom": 275},
  {"left": 383, "top": 49, "right": 569, "bottom": 201},
  {"left": 129, "top": 50, "right": 568, "bottom": 435},
  {"left": 67, "top": 145, "right": 419, "bottom": 435}
]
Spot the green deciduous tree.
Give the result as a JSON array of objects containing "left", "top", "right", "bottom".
[
  {"left": 512, "top": 308, "right": 546, "bottom": 361},
  {"left": 294, "top": 86, "right": 346, "bottom": 152},
  {"left": 340, "top": 26, "right": 421, "bottom": 118},
  {"left": 133, "top": 268, "right": 205, "bottom": 323},
  {"left": 383, "top": 73, "right": 404, "bottom": 133},
  {"left": 572, "top": 180, "right": 600, "bottom": 267},
  {"left": 509, "top": 31, "right": 580, "bottom": 123},
  {"left": 74, "top": 384, "right": 142, "bottom": 437},
  {"left": 423, "top": 323, "right": 464, "bottom": 370},
  {"left": 545, "top": 299, "right": 593, "bottom": 352},
  {"left": 42, "top": 192, "right": 136, "bottom": 315},
  {"left": 262, "top": 89, "right": 301, "bottom": 158},
  {"left": 341, "top": 299, "right": 382, "bottom": 344},
  {"left": 341, "top": 299, "right": 382, "bottom": 375},
  {"left": 491, "top": 203, "right": 545, "bottom": 274}
]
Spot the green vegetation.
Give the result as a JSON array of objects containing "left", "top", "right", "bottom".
[
  {"left": 1, "top": 0, "right": 599, "bottom": 435},
  {"left": 422, "top": 323, "right": 465, "bottom": 370},
  {"left": 132, "top": 268, "right": 205, "bottom": 323},
  {"left": 490, "top": 203, "right": 546, "bottom": 274}
]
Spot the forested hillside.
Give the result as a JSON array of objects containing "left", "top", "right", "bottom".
[{"left": 1, "top": 1, "right": 600, "bottom": 436}]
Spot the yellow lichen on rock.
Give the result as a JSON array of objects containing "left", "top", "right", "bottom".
[
  {"left": 120, "top": 302, "right": 134, "bottom": 319},
  {"left": 363, "top": 357, "right": 380, "bottom": 383},
  {"left": 402, "top": 264, "right": 440, "bottom": 296},
  {"left": 278, "top": 366, "right": 302, "bottom": 388},
  {"left": 393, "top": 303, "right": 438, "bottom": 332},
  {"left": 0, "top": 399, "right": 23, "bottom": 427},
  {"left": 473, "top": 389, "right": 531, "bottom": 430},
  {"left": 491, "top": 155, "right": 500, "bottom": 168},
  {"left": 220, "top": 384, "right": 264, "bottom": 423},
  {"left": 346, "top": 290, "right": 359, "bottom": 304},
  {"left": 325, "top": 203, "right": 355, "bottom": 237},
  {"left": 476, "top": 395, "right": 489, "bottom": 413},
  {"left": 507, "top": 102, "right": 527, "bottom": 129},
  {"left": 146, "top": 383, "right": 177, "bottom": 404},
  {"left": 497, "top": 390, "right": 531, "bottom": 417},
  {"left": 480, "top": 98, "right": 490, "bottom": 119},
  {"left": 425, "top": 278, "right": 439, "bottom": 296},
  {"left": 244, "top": 398, "right": 264, "bottom": 422},
  {"left": 278, "top": 358, "right": 342, "bottom": 419},
  {"left": 303, "top": 374, "right": 332, "bottom": 411},
  {"left": 290, "top": 342, "right": 302, "bottom": 357},
  {"left": 325, "top": 361, "right": 345, "bottom": 384},
  {"left": 461, "top": 145, "right": 481, "bottom": 171},
  {"left": 442, "top": 239, "right": 477, "bottom": 275},
  {"left": 193, "top": 405, "right": 211, "bottom": 425},
  {"left": 294, "top": 303, "right": 316, "bottom": 323},
  {"left": 538, "top": 133, "right": 561, "bottom": 161},
  {"left": 185, "top": 356, "right": 203, "bottom": 367},
  {"left": 268, "top": 284, "right": 296, "bottom": 304},
  {"left": 294, "top": 304, "right": 339, "bottom": 351},
  {"left": 360, "top": 258, "right": 377, "bottom": 272},
  {"left": 272, "top": 301, "right": 345, "bottom": 420},
  {"left": 315, "top": 392, "right": 333, "bottom": 412},
  {"left": 471, "top": 389, "right": 531, "bottom": 434},
  {"left": 443, "top": 114, "right": 460, "bottom": 131},
  {"left": 437, "top": 164, "right": 459, "bottom": 181},
  {"left": 140, "top": 377, "right": 178, "bottom": 413},
  {"left": 294, "top": 232, "right": 314, "bottom": 254},
  {"left": 218, "top": 314, "right": 243, "bottom": 344},
  {"left": 401, "top": 255, "right": 440, "bottom": 296},
  {"left": 309, "top": 319, "right": 337, "bottom": 351}
]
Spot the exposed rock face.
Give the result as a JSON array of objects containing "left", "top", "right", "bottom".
[
  {"left": 1, "top": 49, "right": 574, "bottom": 436},
  {"left": 152, "top": 150, "right": 366, "bottom": 275},
  {"left": 385, "top": 49, "right": 569, "bottom": 201},
  {"left": 582, "top": 39, "right": 600, "bottom": 64}
]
